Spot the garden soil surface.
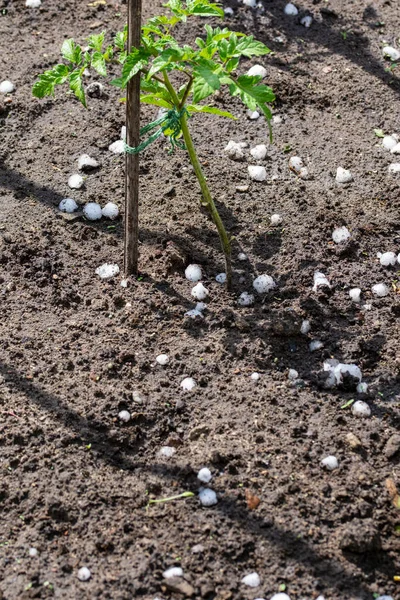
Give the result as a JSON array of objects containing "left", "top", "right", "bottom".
[{"left": 1, "top": 0, "right": 400, "bottom": 598}]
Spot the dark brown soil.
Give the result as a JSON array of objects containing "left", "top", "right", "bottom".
[{"left": 1, "top": 0, "right": 400, "bottom": 598}]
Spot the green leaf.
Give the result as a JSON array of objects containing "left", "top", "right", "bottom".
[
  {"left": 69, "top": 70, "right": 86, "bottom": 107},
  {"left": 88, "top": 31, "right": 105, "bottom": 52},
  {"left": 61, "top": 39, "right": 82, "bottom": 65},
  {"left": 91, "top": 51, "right": 107, "bottom": 76},
  {"left": 186, "top": 104, "right": 236, "bottom": 119},
  {"left": 114, "top": 28, "right": 127, "bottom": 51},
  {"left": 121, "top": 48, "right": 149, "bottom": 86},
  {"left": 192, "top": 57, "right": 221, "bottom": 102},
  {"left": 32, "top": 64, "right": 70, "bottom": 98},
  {"left": 140, "top": 94, "right": 173, "bottom": 108},
  {"left": 188, "top": 0, "right": 224, "bottom": 17},
  {"left": 235, "top": 36, "right": 271, "bottom": 57},
  {"left": 148, "top": 48, "right": 183, "bottom": 78},
  {"left": 374, "top": 128, "right": 385, "bottom": 138}
]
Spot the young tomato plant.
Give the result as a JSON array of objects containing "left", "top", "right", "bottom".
[{"left": 32, "top": 0, "right": 275, "bottom": 288}]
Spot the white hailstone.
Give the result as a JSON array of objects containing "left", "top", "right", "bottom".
[
  {"left": 284, "top": 2, "right": 298, "bottom": 15},
  {"left": 26, "top": 0, "right": 41, "bottom": 6},
  {"left": 378, "top": 251, "right": 396, "bottom": 266},
  {"left": 300, "top": 15, "right": 312, "bottom": 27},
  {"left": 382, "top": 135, "right": 398, "bottom": 151},
  {"left": 109, "top": 139, "right": 125, "bottom": 154},
  {"left": 388, "top": 163, "right": 400, "bottom": 174},
  {"left": 120, "top": 125, "right": 126, "bottom": 141},
  {"left": 273, "top": 114, "right": 283, "bottom": 124},
  {"left": 336, "top": 167, "right": 353, "bottom": 183},
  {"left": 323, "top": 358, "right": 339, "bottom": 372},
  {"left": 238, "top": 292, "right": 254, "bottom": 306},
  {"left": 199, "top": 488, "right": 218, "bottom": 506},
  {"left": 29, "top": 548, "right": 38, "bottom": 557},
  {"left": 118, "top": 410, "right": 131, "bottom": 422},
  {"left": 163, "top": 567, "right": 183, "bottom": 579},
  {"left": 0, "top": 80, "right": 15, "bottom": 93},
  {"left": 251, "top": 372, "right": 261, "bottom": 381},
  {"left": 357, "top": 382, "right": 368, "bottom": 394},
  {"left": 241, "top": 572, "right": 261, "bottom": 587},
  {"left": 298, "top": 166, "right": 310, "bottom": 179},
  {"left": 321, "top": 455, "right": 338, "bottom": 470},
  {"left": 309, "top": 340, "right": 324, "bottom": 352},
  {"left": 238, "top": 252, "right": 248, "bottom": 261},
  {"left": 68, "top": 174, "right": 84, "bottom": 189},
  {"left": 334, "top": 363, "right": 362, "bottom": 385},
  {"left": 243, "top": 0, "right": 257, "bottom": 7},
  {"left": 247, "top": 110, "right": 260, "bottom": 120},
  {"left": 248, "top": 165, "right": 267, "bottom": 181},
  {"left": 185, "top": 308, "right": 204, "bottom": 319},
  {"left": 352, "top": 400, "right": 371, "bottom": 417},
  {"left": 270, "top": 595, "right": 291, "bottom": 600},
  {"left": 376, "top": 596, "right": 393, "bottom": 600},
  {"left": 185, "top": 264, "right": 202, "bottom": 282},
  {"left": 156, "top": 354, "right": 169, "bottom": 366},
  {"left": 102, "top": 202, "right": 119, "bottom": 220},
  {"left": 247, "top": 64, "right": 267, "bottom": 78},
  {"left": 363, "top": 303, "right": 372, "bottom": 310},
  {"left": 95, "top": 263, "right": 120, "bottom": 279},
  {"left": 288, "top": 368, "right": 298, "bottom": 381},
  {"left": 391, "top": 143, "right": 400, "bottom": 154},
  {"left": 181, "top": 377, "right": 197, "bottom": 391},
  {"left": 250, "top": 144, "right": 267, "bottom": 160},
  {"left": 349, "top": 288, "right": 361, "bottom": 303},
  {"left": 270, "top": 213, "right": 283, "bottom": 226},
  {"left": 224, "top": 6, "right": 234, "bottom": 14},
  {"left": 383, "top": 46, "right": 400, "bottom": 61},
  {"left": 332, "top": 226, "right": 350, "bottom": 244},
  {"left": 288, "top": 156, "right": 303, "bottom": 173},
  {"left": 197, "top": 467, "right": 212, "bottom": 483},
  {"left": 83, "top": 202, "right": 102, "bottom": 220},
  {"left": 77, "top": 567, "right": 91, "bottom": 582},
  {"left": 224, "top": 140, "right": 248, "bottom": 161},
  {"left": 372, "top": 283, "right": 389, "bottom": 297},
  {"left": 191, "top": 282, "right": 209, "bottom": 300},
  {"left": 253, "top": 274, "right": 276, "bottom": 293},
  {"left": 78, "top": 154, "right": 99, "bottom": 171},
  {"left": 313, "top": 272, "right": 331, "bottom": 292},
  {"left": 159, "top": 446, "right": 176, "bottom": 458},
  {"left": 216, "top": 273, "right": 227, "bottom": 284},
  {"left": 59, "top": 198, "right": 78, "bottom": 213},
  {"left": 300, "top": 319, "right": 311, "bottom": 334},
  {"left": 195, "top": 302, "right": 207, "bottom": 312}
]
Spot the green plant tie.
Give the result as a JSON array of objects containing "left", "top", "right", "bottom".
[{"left": 124, "top": 107, "right": 189, "bottom": 154}]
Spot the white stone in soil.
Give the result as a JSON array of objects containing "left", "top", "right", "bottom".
[
  {"left": 349, "top": 288, "right": 361, "bottom": 303},
  {"left": 238, "top": 252, "right": 248, "bottom": 261},
  {"left": 251, "top": 372, "right": 261, "bottom": 381},
  {"left": 323, "top": 358, "right": 339, "bottom": 372},
  {"left": 270, "top": 213, "right": 283, "bottom": 226},
  {"left": 78, "top": 154, "right": 99, "bottom": 171},
  {"left": 59, "top": 198, "right": 78, "bottom": 213},
  {"left": 77, "top": 567, "right": 91, "bottom": 582},
  {"left": 185, "top": 308, "right": 204, "bottom": 319},
  {"left": 332, "top": 226, "right": 350, "bottom": 244},
  {"left": 321, "top": 455, "right": 338, "bottom": 470},
  {"left": 382, "top": 135, "right": 398, "bottom": 151},
  {"left": 156, "top": 354, "right": 169, "bottom": 366},
  {"left": 163, "top": 567, "right": 183, "bottom": 579},
  {"left": 109, "top": 139, "right": 125, "bottom": 154},
  {"left": 68, "top": 174, "right": 84, "bottom": 189},
  {"left": 199, "top": 487, "right": 218, "bottom": 506},
  {"left": 378, "top": 251, "right": 396, "bottom": 266},
  {"left": 299, "top": 166, "right": 310, "bottom": 179},
  {"left": 357, "top": 382, "right": 368, "bottom": 394},
  {"left": 243, "top": 0, "right": 257, "bottom": 8},
  {"left": 288, "top": 156, "right": 303, "bottom": 173},
  {"left": 238, "top": 292, "right": 254, "bottom": 306},
  {"left": 313, "top": 272, "right": 331, "bottom": 292},
  {"left": 300, "top": 319, "right": 311, "bottom": 334},
  {"left": 288, "top": 368, "right": 298, "bottom": 381},
  {"left": 185, "top": 264, "right": 202, "bottom": 282},
  {"left": 390, "top": 143, "right": 400, "bottom": 154},
  {"left": 284, "top": 2, "right": 298, "bottom": 15},
  {"left": 83, "top": 202, "right": 102, "bottom": 220},
  {"left": 334, "top": 363, "right": 362, "bottom": 384},
  {"left": 159, "top": 446, "right": 176, "bottom": 458},
  {"left": 247, "top": 110, "right": 260, "bottom": 120},
  {"left": 253, "top": 274, "right": 276, "bottom": 293},
  {"left": 118, "top": 410, "right": 131, "bottom": 422},
  {"left": 383, "top": 46, "right": 400, "bottom": 61},
  {"left": 26, "top": 0, "right": 41, "bottom": 6},
  {"left": 388, "top": 163, "right": 400, "bottom": 174},
  {"left": 300, "top": 15, "right": 312, "bottom": 27},
  {"left": 216, "top": 273, "right": 226, "bottom": 284},
  {"left": 250, "top": 144, "right": 267, "bottom": 160},
  {"left": 224, "top": 140, "right": 247, "bottom": 161},
  {"left": 191, "top": 282, "right": 209, "bottom": 300},
  {"left": 197, "top": 467, "right": 212, "bottom": 483},
  {"left": 248, "top": 165, "right": 267, "bottom": 181},
  {"left": 336, "top": 167, "right": 353, "bottom": 183},
  {"left": 247, "top": 64, "right": 267, "bottom": 78},
  {"left": 102, "top": 202, "right": 119, "bottom": 220},
  {"left": 352, "top": 400, "right": 371, "bottom": 417},
  {"left": 372, "top": 283, "right": 389, "bottom": 297},
  {"left": 224, "top": 6, "right": 234, "bottom": 14},
  {"left": 0, "top": 80, "right": 15, "bottom": 93},
  {"left": 273, "top": 115, "right": 283, "bottom": 124},
  {"left": 241, "top": 572, "right": 261, "bottom": 587},
  {"left": 270, "top": 595, "right": 291, "bottom": 600},
  {"left": 195, "top": 302, "right": 207, "bottom": 312},
  {"left": 181, "top": 377, "right": 196, "bottom": 391},
  {"left": 309, "top": 340, "right": 324, "bottom": 352},
  {"left": 120, "top": 125, "right": 126, "bottom": 140},
  {"left": 376, "top": 596, "right": 393, "bottom": 600},
  {"left": 95, "top": 263, "right": 120, "bottom": 279},
  {"left": 29, "top": 548, "right": 38, "bottom": 557}
]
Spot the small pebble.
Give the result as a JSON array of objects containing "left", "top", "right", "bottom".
[
  {"left": 253, "top": 274, "right": 276, "bottom": 293},
  {"left": 238, "top": 292, "right": 254, "bottom": 306},
  {"left": 332, "top": 226, "right": 350, "bottom": 244},
  {"left": 216, "top": 273, "right": 226, "bottom": 284},
  {"left": 191, "top": 282, "right": 209, "bottom": 300},
  {"left": 250, "top": 144, "right": 267, "bottom": 160},
  {"left": 383, "top": 46, "right": 400, "bottom": 61},
  {"left": 248, "top": 165, "right": 267, "bottom": 181},
  {"left": 225, "top": 140, "right": 247, "bottom": 161},
  {"left": 309, "top": 340, "right": 323, "bottom": 352},
  {"left": 68, "top": 174, "right": 84, "bottom": 189},
  {"left": 159, "top": 446, "right": 176, "bottom": 458},
  {"left": 250, "top": 372, "right": 260, "bottom": 381},
  {"left": 59, "top": 198, "right": 78, "bottom": 213},
  {"left": 247, "top": 65, "right": 267, "bottom": 78},
  {"left": 378, "top": 251, "right": 396, "bottom": 266},
  {"left": 199, "top": 488, "right": 218, "bottom": 506},
  {"left": 29, "top": 548, "right": 38, "bottom": 557},
  {"left": 241, "top": 572, "right": 261, "bottom": 587},
  {"left": 372, "top": 283, "right": 389, "bottom": 297},
  {"left": 270, "top": 213, "right": 283, "bottom": 226},
  {"left": 109, "top": 140, "right": 125, "bottom": 154},
  {"left": 181, "top": 377, "right": 196, "bottom": 391},
  {"left": 156, "top": 354, "right": 169, "bottom": 366},
  {"left": 349, "top": 288, "right": 361, "bottom": 303},
  {"left": 321, "top": 455, "right": 338, "bottom": 470},
  {"left": 77, "top": 567, "right": 91, "bottom": 582},
  {"left": 185, "top": 264, "right": 202, "bottom": 282},
  {"left": 300, "top": 319, "right": 311, "bottom": 334},
  {"left": 163, "top": 567, "right": 183, "bottom": 579},
  {"left": 336, "top": 167, "right": 353, "bottom": 183},
  {"left": 351, "top": 400, "right": 371, "bottom": 417},
  {"left": 87, "top": 81, "right": 104, "bottom": 98},
  {"left": 83, "top": 202, "right": 102, "bottom": 220},
  {"left": 102, "top": 202, "right": 119, "bottom": 220},
  {"left": 0, "top": 80, "right": 15, "bottom": 94},
  {"left": 118, "top": 410, "right": 131, "bottom": 422},
  {"left": 346, "top": 432, "right": 362, "bottom": 449},
  {"left": 284, "top": 2, "right": 298, "bottom": 15},
  {"left": 197, "top": 468, "right": 212, "bottom": 483}
]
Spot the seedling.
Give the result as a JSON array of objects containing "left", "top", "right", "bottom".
[
  {"left": 32, "top": 0, "right": 275, "bottom": 288},
  {"left": 146, "top": 490, "right": 195, "bottom": 509}
]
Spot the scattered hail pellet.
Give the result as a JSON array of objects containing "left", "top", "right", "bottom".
[
  {"left": 300, "top": 319, "right": 311, "bottom": 334},
  {"left": 77, "top": 567, "right": 91, "bottom": 582},
  {"left": 349, "top": 288, "right": 361, "bottom": 303},
  {"left": 159, "top": 446, "right": 176, "bottom": 458},
  {"left": 59, "top": 198, "right": 78, "bottom": 213},
  {"left": 238, "top": 292, "right": 254, "bottom": 306},
  {"left": 224, "top": 140, "right": 247, "bottom": 161},
  {"left": 238, "top": 252, "right": 248, "bottom": 261},
  {"left": 383, "top": 46, "right": 400, "bottom": 61},
  {"left": 29, "top": 548, "right": 38, "bottom": 557},
  {"left": 321, "top": 455, "right": 338, "bottom": 470},
  {"left": 163, "top": 567, "right": 183, "bottom": 579},
  {"left": 300, "top": 15, "right": 312, "bottom": 27},
  {"left": 181, "top": 377, "right": 196, "bottom": 391},
  {"left": 372, "top": 283, "right": 389, "bottom": 297},
  {"left": 391, "top": 143, "right": 400, "bottom": 154},
  {"left": 273, "top": 114, "right": 283, "bottom": 124},
  {"left": 336, "top": 167, "right": 353, "bottom": 183},
  {"left": 352, "top": 400, "right": 371, "bottom": 417},
  {"left": 357, "top": 382, "right": 368, "bottom": 394},
  {"left": 199, "top": 488, "right": 218, "bottom": 506},
  {"left": 288, "top": 156, "right": 303, "bottom": 173},
  {"left": 299, "top": 166, "right": 310, "bottom": 179},
  {"left": 87, "top": 81, "right": 103, "bottom": 97},
  {"left": 248, "top": 165, "right": 267, "bottom": 181},
  {"left": 313, "top": 272, "right": 331, "bottom": 292},
  {"left": 0, "top": 80, "right": 15, "bottom": 93},
  {"left": 382, "top": 135, "right": 398, "bottom": 151},
  {"left": 377, "top": 251, "right": 396, "bottom": 266},
  {"left": 83, "top": 202, "right": 102, "bottom": 220},
  {"left": 270, "top": 594, "right": 291, "bottom": 600},
  {"left": 251, "top": 372, "right": 261, "bottom": 381},
  {"left": 309, "top": 340, "right": 324, "bottom": 352},
  {"left": 95, "top": 263, "right": 120, "bottom": 279},
  {"left": 332, "top": 226, "right": 350, "bottom": 244},
  {"left": 216, "top": 273, "right": 226, "bottom": 284},
  {"left": 185, "top": 264, "right": 202, "bottom": 282},
  {"left": 224, "top": 6, "right": 234, "bottom": 14},
  {"left": 120, "top": 125, "right": 126, "bottom": 140},
  {"left": 26, "top": 0, "right": 41, "bottom": 6},
  {"left": 68, "top": 174, "right": 84, "bottom": 189},
  {"left": 156, "top": 354, "right": 169, "bottom": 366},
  {"left": 388, "top": 163, "right": 400, "bottom": 174},
  {"left": 270, "top": 213, "right": 283, "bottom": 226},
  {"left": 132, "top": 391, "right": 144, "bottom": 404},
  {"left": 334, "top": 363, "right": 362, "bottom": 385},
  {"left": 243, "top": 0, "right": 257, "bottom": 7},
  {"left": 247, "top": 110, "right": 260, "bottom": 120},
  {"left": 109, "top": 140, "right": 125, "bottom": 154},
  {"left": 197, "top": 467, "right": 212, "bottom": 483},
  {"left": 284, "top": 2, "right": 298, "bottom": 15},
  {"left": 250, "top": 144, "right": 267, "bottom": 160},
  {"left": 118, "top": 410, "right": 131, "bottom": 422},
  {"left": 102, "top": 202, "right": 119, "bottom": 220},
  {"left": 376, "top": 596, "right": 393, "bottom": 600},
  {"left": 78, "top": 154, "right": 99, "bottom": 171},
  {"left": 241, "top": 572, "right": 261, "bottom": 587},
  {"left": 185, "top": 307, "right": 204, "bottom": 319},
  {"left": 288, "top": 368, "right": 298, "bottom": 381},
  {"left": 191, "top": 282, "right": 209, "bottom": 300},
  {"left": 247, "top": 64, "right": 267, "bottom": 78},
  {"left": 253, "top": 274, "right": 276, "bottom": 293}
]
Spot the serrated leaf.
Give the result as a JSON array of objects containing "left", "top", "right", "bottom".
[
  {"left": 186, "top": 104, "right": 236, "bottom": 119},
  {"left": 235, "top": 36, "right": 271, "bottom": 57},
  {"left": 121, "top": 49, "right": 149, "bottom": 86},
  {"left": 140, "top": 94, "right": 173, "bottom": 108},
  {"left": 192, "top": 77, "right": 215, "bottom": 103},
  {"left": 61, "top": 39, "right": 82, "bottom": 65},
  {"left": 91, "top": 52, "right": 107, "bottom": 76},
  {"left": 374, "top": 128, "right": 385, "bottom": 138},
  {"left": 69, "top": 70, "right": 86, "bottom": 107},
  {"left": 114, "top": 29, "right": 127, "bottom": 51},
  {"left": 148, "top": 48, "right": 183, "bottom": 78},
  {"left": 88, "top": 31, "right": 105, "bottom": 52},
  {"left": 32, "top": 64, "right": 70, "bottom": 98}
]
